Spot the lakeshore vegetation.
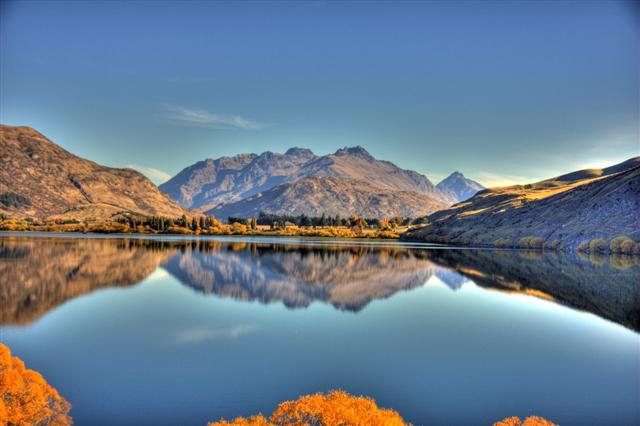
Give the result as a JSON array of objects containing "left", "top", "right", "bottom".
[
  {"left": 1, "top": 211, "right": 638, "bottom": 254},
  {"left": 0, "top": 212, "right": 420, "bottom": 240}
]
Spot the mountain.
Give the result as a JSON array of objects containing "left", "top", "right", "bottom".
[
  {"left": 159, "top": 147, "right": 316, "bottom": 210},
  {"left": 403, "top": 157, "right": 640, "bottom": 249},
  {"left": 161, "top": 145, "right": 454, "bottom": 217},
  {"left": 0, "top": 125, "right": 186, "bottom": 220},
  {"left": 436, "top": 171, "right": 485, "bottom": 202},
  {"left": 292, "top": 146, "right": 452, "bottom": 197},
  {"left": 209, "top": 176, "right": 450, "bottom": 220}
]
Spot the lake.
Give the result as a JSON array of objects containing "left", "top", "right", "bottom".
[{"left": 0, "top": 233, "right": 638, "bottom": 425}]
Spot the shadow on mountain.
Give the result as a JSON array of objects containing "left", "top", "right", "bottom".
[{"left": 424, "top": 249, "right": 640, "bottom": 331}]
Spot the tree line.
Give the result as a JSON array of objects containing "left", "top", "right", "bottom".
[{"left": 228, "top": 211, "right": 426, "bottom": 229}]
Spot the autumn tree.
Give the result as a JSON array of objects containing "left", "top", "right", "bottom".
[
  {"left": 0, "top": 343, "right": 72, "bottom": 425},
  {"left": 232, "top": 222, "right": 248, "bottom": 234},
  {"left": 209, "top": 390, "right": 408, "bottom": 426},
  {"left": 494, "top": 416, "right": 557, "bottom": 426},
  {"left": 380, "top": 216, "right": 390, "bottom": 229}
]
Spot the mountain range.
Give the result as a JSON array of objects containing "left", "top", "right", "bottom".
[
  {"left": 0, "top": 125, "right": 185, "bottom": 220},
  {"left": 404, "top": 157, "right": 640, "bottom": 249},
  {"left": 160, "top": 145, "right": 463, "bottom": 219},
  {"left": 1, "top": 125, "right": 487, "bottom": 221},
  {"left": 4, "top": 123, "right": 636, "bottom": 250}
]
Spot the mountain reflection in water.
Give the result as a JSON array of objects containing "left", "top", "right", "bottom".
[{"left": 0, "top": 235, "right": 638, "bottom": 331}]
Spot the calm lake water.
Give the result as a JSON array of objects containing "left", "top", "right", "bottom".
[{"left": 0, "top": 233, "right": 638, "bottom": 425}]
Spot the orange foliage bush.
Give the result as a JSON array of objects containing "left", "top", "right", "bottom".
[
  {"left": 0, "top": 343, "right": 72, "bottom": 425},
  {"left": 213, "top": 415, "right": 271, "bottom": 426},
  {"left": 494, "top": 416, "right": 557, "bottom": 426},
  {"left": 210, "top": 390, "right": 560, "bottom": 426},
  {"left": 209, "top": 390, "right": 408, "bottom": 426}
]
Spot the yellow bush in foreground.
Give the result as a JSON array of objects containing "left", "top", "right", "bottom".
[
  {"left": 494, "top": 416, "right": 557, "bottom": 426},
  {"left": 0, "top": 343, "right": 72, "bottom": 425},
  {"left": 210, "top": 390, "right": 408, "bottom": 426},
  {"left": 210, "top": 390, "right": 557, "bottom": 426}
]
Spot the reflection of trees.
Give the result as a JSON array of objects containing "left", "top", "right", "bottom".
[
  {"left": 3, "top": 236, "right": 636, "bottom": 330},
  {"left": 0, "top": 237, "right": 175, "bottom": 325},
  {"left": 164, "top": 243, "right": 441, "bottom": 311},
  {"left": 425, "top": 249, "right": 640, "bottom": 331}
]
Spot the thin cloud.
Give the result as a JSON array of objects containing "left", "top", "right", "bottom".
[
  {"left": 173, "top": 324, "right": 258, "bottom": 344},
  {"left": 127, "top": 164, "right": 172, "bottom": 184},
  {"left": 165, "top": 104, "right": 264, "bottom": 130}
]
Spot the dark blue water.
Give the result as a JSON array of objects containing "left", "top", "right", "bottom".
[{"left": 0, "top": 234, "right": 638, "bottom": 425}]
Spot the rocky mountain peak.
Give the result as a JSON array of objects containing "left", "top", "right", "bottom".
[
  {"left": 285, "top": 147, "right": 315, "bottom": 158},
  {"left": 334, "top": 146, "right": 374, "bottom": 160},
  {"left": 436, "top": 172, "right": 485, "bottom": 202}
]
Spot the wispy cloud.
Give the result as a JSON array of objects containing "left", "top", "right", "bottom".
[
  {"left": 475, "top": 172, "right": 533, "bottom": 188},
  {"left": 127, "top": 164, "right": 172, "bottom": 184},
  {"left": 165, "top": 104, "right": 264, "bottom": 130},
  {"left": 173, "top": 324, "right": 258, "bottom": 345}
]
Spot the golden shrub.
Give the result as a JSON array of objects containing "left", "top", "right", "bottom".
[
  {"left": 232, "top": 222, "right": 248, "bottom": 234},
  {"left": 494, "top": 416, "right": 557, "bottom": 426},
  {"left": 610, "top": 236, "right": 635, "bottom": 255},
  {"left": 493, "top": 238, "right": 513, "bottom": 248},
  {"left": 576, "top": 241, "right": 589, "bottom": 252},
  {"left": 0, "top": 343, "right": 72, "bottom": 425},
  {"left": 589, "top": 238, "right": 607, "bottom": 254},
  {"left": 213, "top": 415, "right": 271, "bottom": 425},
  {"left": 517, "top": 236, "right": 544, "bottom": 249},
  {"left": 209, "top": 390, "right": 408, "bottom": 426}
]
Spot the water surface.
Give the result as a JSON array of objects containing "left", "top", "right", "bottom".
[{"left": 0, "top": 233, "right": 638, "bottom": 425}]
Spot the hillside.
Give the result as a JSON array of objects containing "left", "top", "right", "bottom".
[
  {"left": 436, "top": 171, "right": 485, "bottom": 202},
  {"left": 160, "top": 145, "right": 455, "bottom": 215},
  {"left": 0, "top": 125, "right": 185, "bottom": 220},
  {"left": 208, "top": 176, "right": 450, "bottom": 220},
  {"left": 403, "top": 157, "right": 640, "bottom": 249}
]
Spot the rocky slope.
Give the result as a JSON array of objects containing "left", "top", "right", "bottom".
[
  {"left": 160, "top": 145, "right": 454, "bottom": 216},
  {"left": 0, "top": 125, "right": 186, "bottom": 220},
  {"left": 403, "top": 157, "right": 640, "bottom": 249},
  {"left": 436, "top": 171, "right": 485, "bottom": 202},
  {"left": 159, "top": 148, "right": 317, "bottom": 210},
  {"left": 292, "top": 146, "right": 453, "bottom": 199},
  {"left": 208, "top": 176, "right": 450, "bottom": 220}
]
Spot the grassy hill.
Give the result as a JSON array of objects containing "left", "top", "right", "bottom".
[{"left": 403, "top": 157, "right": 640, "bottom": 251}]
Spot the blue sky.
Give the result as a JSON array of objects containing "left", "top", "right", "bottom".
[{"left": 1, "top": 0, "right": 638, "bottom": 186}]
